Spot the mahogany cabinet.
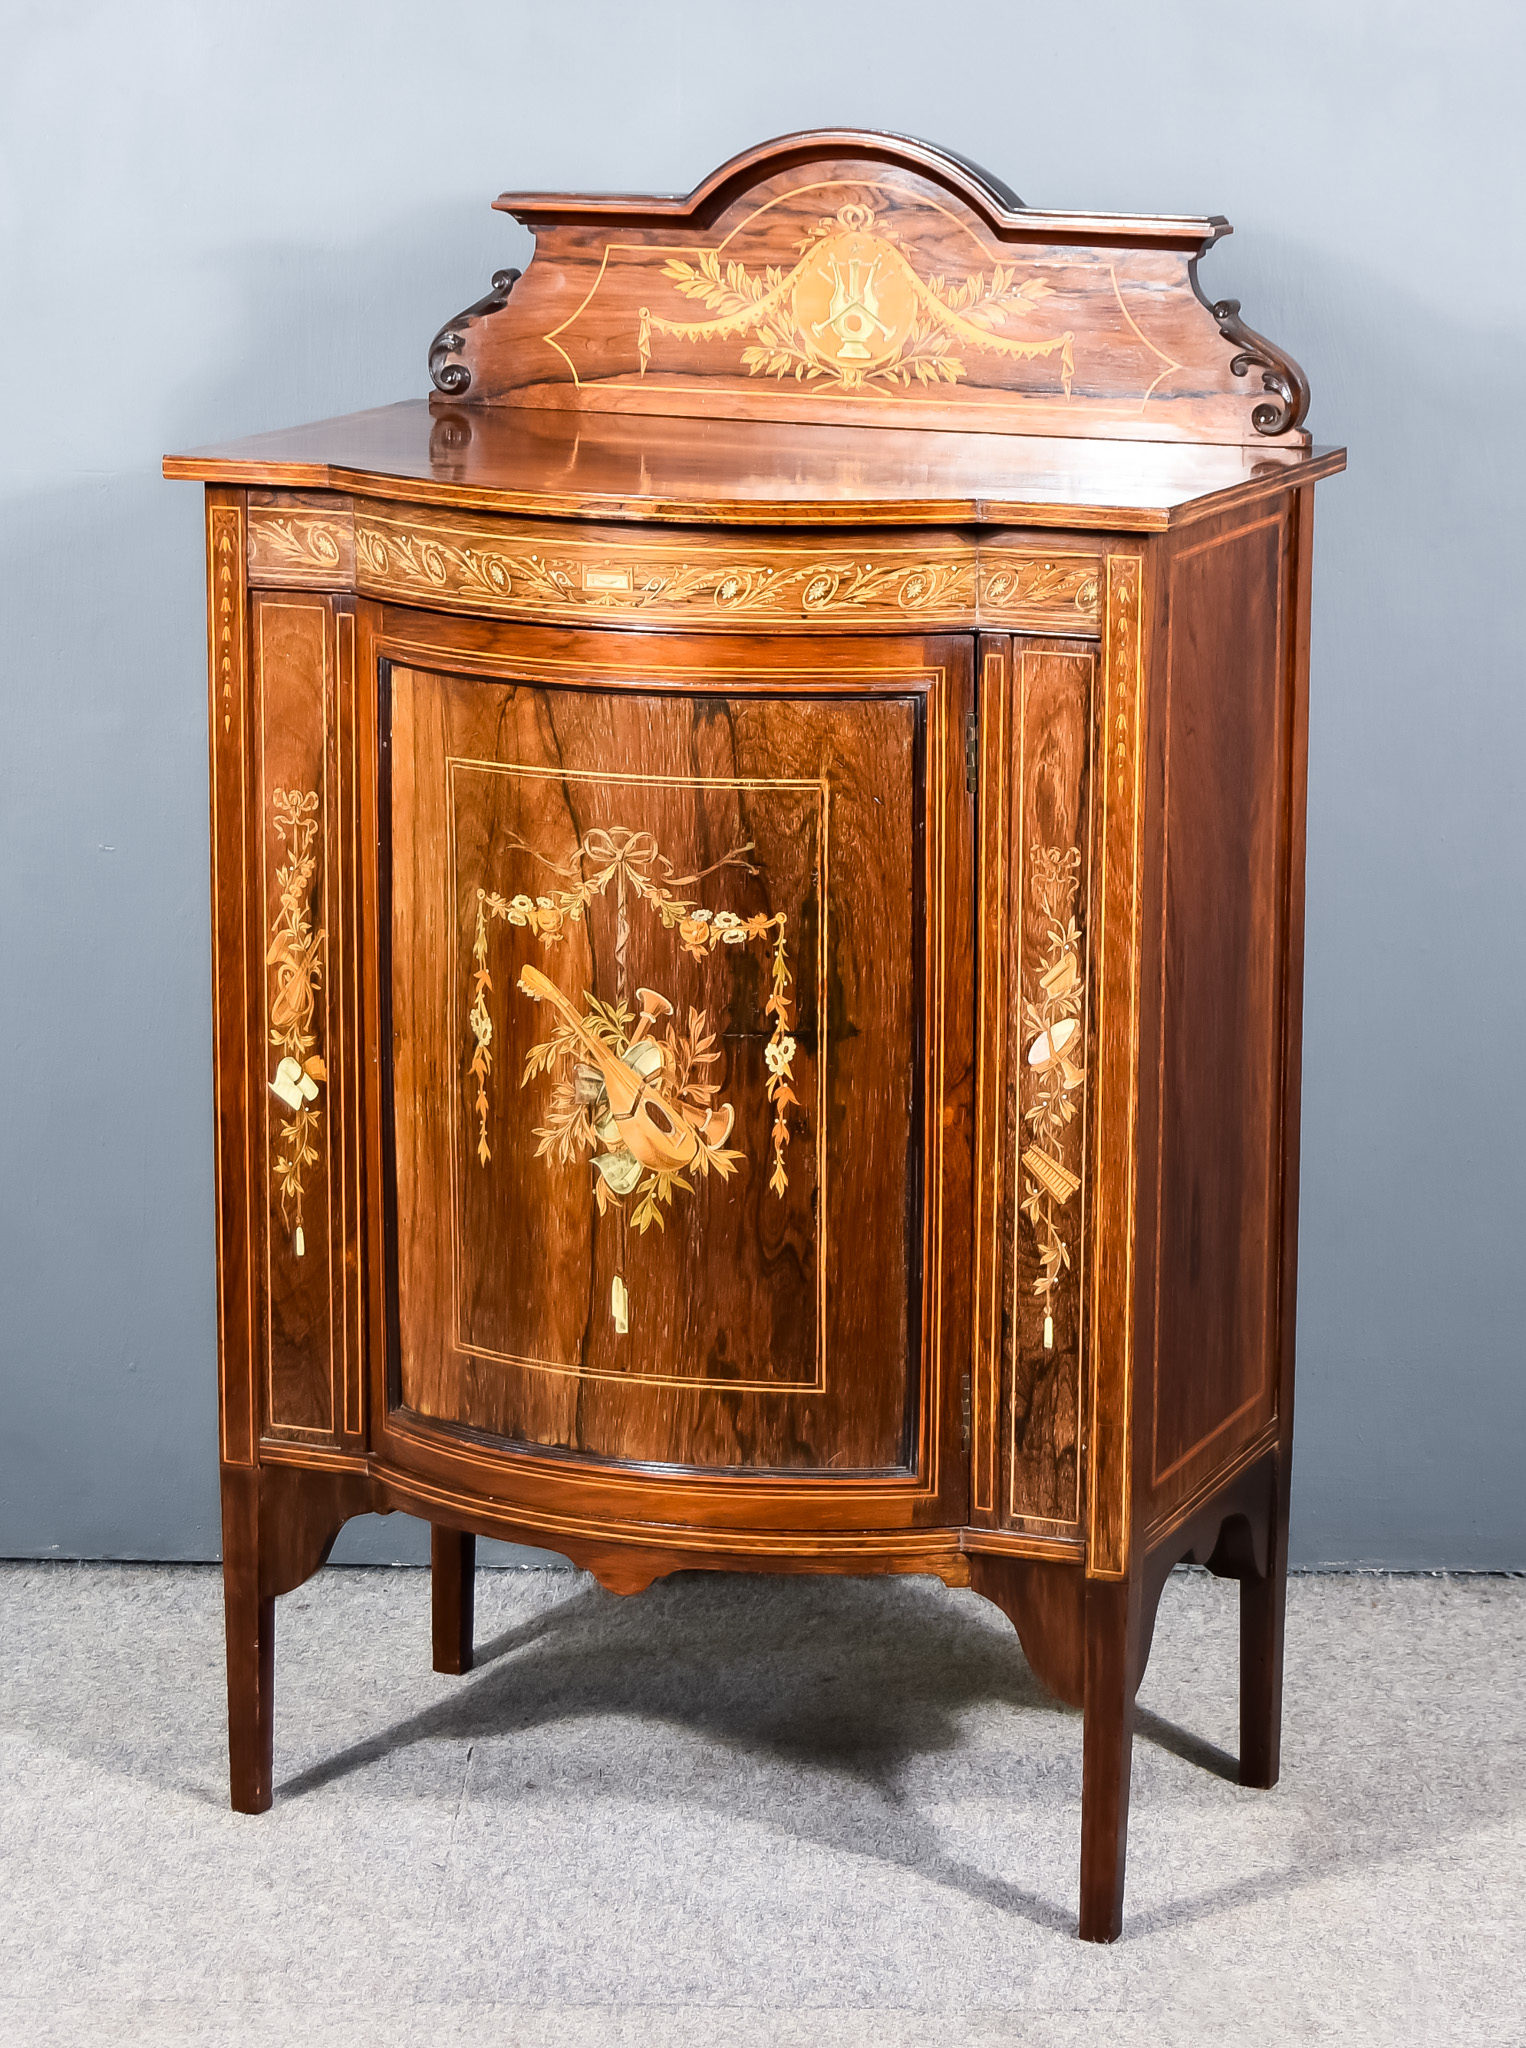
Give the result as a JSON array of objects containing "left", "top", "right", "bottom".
[{"left": 166, "top": 131, "right": 1344, "bottom": 1940}]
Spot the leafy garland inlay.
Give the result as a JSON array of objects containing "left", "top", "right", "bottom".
[
  {"left": 982, "top": 557, "right": 1100, "bottom": 621},
  {"left": 267, "top": 789, "right": 327, "bottom": 1257},
  {"left": 246, "top": 508, "right": 355, "bottom": 589},
  {"left": 1019, "top": 846, "right": 1086, "bottom": 1349},
  {"left": 356, "top": 520, "right": 975, "bottom": 620},
  {"left": 639, "top": 202, "right": 1075, "bottom": 394},
  {"left": 469, "top": 826, "right": 797, "bottom": 1236},
  {"left": 257, "top": 515, "right": 343, "bottom": 570}
]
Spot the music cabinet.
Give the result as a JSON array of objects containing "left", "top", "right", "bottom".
[{"left": 165, "top": 131, "right": 1343, "bottom": 1940}]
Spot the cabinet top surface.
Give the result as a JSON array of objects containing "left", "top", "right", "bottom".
[{"left": 165, "top": 399, "right": 1344, "bottom": 532}]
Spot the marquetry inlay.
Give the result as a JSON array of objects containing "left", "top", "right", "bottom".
[
  {"left": 347, "top": 502, "right": 1102, "bottom": 636},
  {"left": 1088, "top": 550, "right": 1146, "bottom": 1580},
  {"left": 978, "top": 549, "right": 1101, "bottom": 631},
  {"left": 247, "top": 500, "right": 356, "bottom": 589}
]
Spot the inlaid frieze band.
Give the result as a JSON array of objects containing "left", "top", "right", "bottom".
[
  {"left": 345, "top": 502, "right": 1102, "bottom": 635},
  {"left": 247, "top": 500, "right": 355, "bottom": 589},
  {"left": 979, "top": 551, "right": 1100, "bottom": 632},
  {"left": 246, "top": 492, "right": 1105, "bottom": 634}
]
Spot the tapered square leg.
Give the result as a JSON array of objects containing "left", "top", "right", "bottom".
[
  {"left": 1240, "top": 1460, "right": 1290, "bottom": 1789},
  {"left": 221, "top": 1467, "right": 275, "bottom": 1813},
  {"left": 1238, "top": 1567, "right": 1285, "bottom": 1788},
  {"left": 1079, "top": 1576, "right": 1139, "bottom": 1943},
  {"left": 225, "top": 1585, "right": 275, "bottom": 1813},
  {"left": 431, "top": 1526, "right": 476, "bottom": 1675}
]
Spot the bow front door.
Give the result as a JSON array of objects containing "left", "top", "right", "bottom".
[{"left": 380, "top": 622, "right": 973, "bottom": 1508}]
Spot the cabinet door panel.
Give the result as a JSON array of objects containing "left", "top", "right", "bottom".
[{"left": 387, "top": 645, "right": 965, "bottom": 1475}]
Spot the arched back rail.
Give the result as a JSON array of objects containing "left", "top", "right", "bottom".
[{"left": 428, "top": 129, "right": 1310, "bottom": 447}]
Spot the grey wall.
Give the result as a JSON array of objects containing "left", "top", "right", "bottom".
[{"left": 2, "top": 1, "right": 1522, "bottom": 1568}]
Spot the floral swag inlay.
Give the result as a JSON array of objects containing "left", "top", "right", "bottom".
[
  {"left": 468, "top": 826, "right": 797, "bottom": 1236},
  {"left": 638, "top": 201, "right": 1076, "bottom": 394}
]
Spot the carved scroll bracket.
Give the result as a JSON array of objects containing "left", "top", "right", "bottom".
[
  {"left": 1190, "top": 265, "right": 1311, "bottom": 437},
  {"left": 429, "top": 268, "right": 522, "bottom": 396}
]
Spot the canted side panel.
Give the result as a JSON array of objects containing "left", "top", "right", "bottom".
[
  {"left": 252, "top": 592, "right": 360, "bottom": 1444},
  {"left": 1148, "top": 513, "right": 1288, "bottom": 1520}
]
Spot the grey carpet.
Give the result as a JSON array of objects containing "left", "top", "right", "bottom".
[{"left": 0, "top": 1564, "right": 1520, "bottom": 2047}]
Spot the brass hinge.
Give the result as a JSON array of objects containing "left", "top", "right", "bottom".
[
  {"left": 960, "top": 1370, "right": 973, "bottom": 1452},
  {"left": 965, "top": 710, "right": 979, "bottom": 794}
]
